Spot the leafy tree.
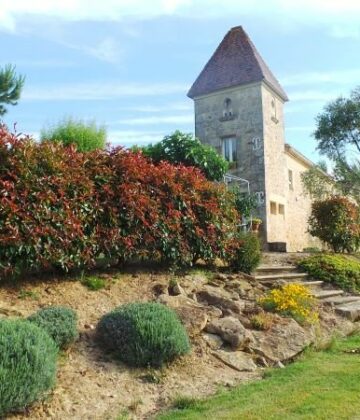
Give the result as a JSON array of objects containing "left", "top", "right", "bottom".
[
  {"left": 41, "top": 117, "right": 106, "bottom": 152},
  {"left": 301, "top": 162, "right": 334, "bottom": 200},
  {"left": 139, "top": 130, "right": 228, "bottom": 181},
  {"left": 0, "top": 64, "right": 25, "bottom": 116},
  {"left": 308, "top": 196, "right": 360, "bottom": 253},
  {"left": 313, "top": 87, "right": 360, "bottom": 202}
]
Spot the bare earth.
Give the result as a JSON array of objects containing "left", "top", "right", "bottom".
[{"left": 1, "top": 269, "right": 260, "bottom": 420}]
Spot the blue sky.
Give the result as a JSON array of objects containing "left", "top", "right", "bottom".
[{"left": 1, "top": 0, "right": 360, "bottom": 162}]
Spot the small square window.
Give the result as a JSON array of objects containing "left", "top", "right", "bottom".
[
  {"left": 270, "top": 201, "right": 277, "bottom": 215},
  {"left": 279, "top": 204, "right": 285, "bottom": 215},
  {"left": 288, "top": 170, "right": 294, "bottom": 191}
]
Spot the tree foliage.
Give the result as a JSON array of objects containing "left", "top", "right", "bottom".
[
  {"left": 41, "top": 117, "right": 106, "bottom": 152},
  {"left": 308, "top": 196, "right": 360, "bottom": 253},
  {"left": 301, "top": 163, "right": 334, "bottom": 201},
  {"left": 139, "top": 130, "right": 228, "bottom": 181},
  {"left": 313, "top": 87, "right": 360, "bottom": 202},
  {"left": 0, "top": 64, "right": 25, "bottom": 116}
]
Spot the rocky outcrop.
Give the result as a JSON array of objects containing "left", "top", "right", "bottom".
[
  {"left": 205, "top": 317, "right": 254, "bottom": 349},
  {"left": 249, "top": 318, "right": 314, "bottom": 362}
]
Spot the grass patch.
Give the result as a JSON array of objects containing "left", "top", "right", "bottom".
[
  {"left": 158, "top": 334, "right": 360, "bottom": 420},
  {"left": 80, "top": 276, "right": 106, "bottom": 291}
]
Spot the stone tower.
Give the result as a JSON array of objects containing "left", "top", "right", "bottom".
[{"left": 188, "top": 26, "right": 289, "bottom": 248}]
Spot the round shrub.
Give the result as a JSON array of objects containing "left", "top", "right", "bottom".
[
  {"left": 229, "top": 232, "right": 261, "bottom": 274},
  {"left": 96, "top": 302, "right": 190, "bottom": 367},
  {"left": 0, "top": 319, "right": 57, "bottom": 416},
  {"left": 28, "top": 306, "right": 78, "bottom": 349}
]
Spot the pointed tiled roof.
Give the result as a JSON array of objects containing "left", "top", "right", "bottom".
[{"left": 187, "top": 26, "right": 288, "bottom": 101}]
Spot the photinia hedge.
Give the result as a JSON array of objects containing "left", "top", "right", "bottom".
[{"left": 0, "top": 127, "right": 240, "bottom": 278}]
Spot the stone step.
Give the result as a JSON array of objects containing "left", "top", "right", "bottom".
[
  {"left": 322, "top": 295, "right": 360, "bottom": 306},
  {"left": 255, "top": 265, "right": 297, "bottom": 274},
  {"left": 336, "top": 301, "right": 360, "bottom": 321},
  {"left": 295, "top": 280, "right": 324, "bottom": 287},
  {"left": 313, "top": 290, "right": 344, "bottom": 299},
  {"left": 255, "top": 273, "right": 308, "bottom": 282}
]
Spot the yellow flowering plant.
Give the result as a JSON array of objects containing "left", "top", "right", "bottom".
[{"left": 258, "top": 283, "right": 318, "bottom": 325}]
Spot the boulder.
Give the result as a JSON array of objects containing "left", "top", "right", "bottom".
[
  {"left": 180, "top": 274, "right": 208, "bottom": 294},
  {"left": 202, "top": 333, "right": 224, "bottom": 350},
  {"left": 197, "top": 285, "right": 245, "bottom": 314},
  {"left": 157, "top": 294, "right": 221, "bottom": 336},
  {"left": 249, "top": 318, "right": 314, "bottom": 362},
  {"left": 205, "top": 316, "right": 254, "bottom": 349},
  {"left": 212, "top": 350, "right": 257, "bottom": 372}
]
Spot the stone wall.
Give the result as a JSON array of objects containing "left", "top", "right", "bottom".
[
  {"left": 261, "top": 83, "right": 288, "bottom": 246},
  {"left": 284, "top": 152, "right": 323, "bottom": 252},
  {"left": 193, "top": 82, "right": 267, "bottom": 235}
]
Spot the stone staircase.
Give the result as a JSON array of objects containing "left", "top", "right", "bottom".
[{"left": 253, "top": 264, "right": 360, "bottom": 321}]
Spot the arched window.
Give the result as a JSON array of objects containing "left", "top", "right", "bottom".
[{"left": 223, "top": 98, "right": 232, "bottom": 117}]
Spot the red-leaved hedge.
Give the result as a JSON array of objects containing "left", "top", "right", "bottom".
[{"left": 0, "top": 127, "right": 239, "bottom": 278}]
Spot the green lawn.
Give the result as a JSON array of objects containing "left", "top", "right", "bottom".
[{"left": 158, "top": 334, "right": 360, "bottom": 420}]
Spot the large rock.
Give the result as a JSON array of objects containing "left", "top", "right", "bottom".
[
  {"left": 180, "top": 274, "right": 208, "bottom": 294},
  {"left": 158, "top": 294, "right": 221, "bottom": 336},
  {"left": 212, "top": 350, "right": 257, "bottom": 372},
  {"left": 249, "top": 318, "right": 314, "bottom": 362},
  {"left": 197, "top": 285, "right": 245, "bottom": 314},
  {"left": 205, "top": 316, "right": 254, "bottom": 349},
  {"left": 202, "top": 333, "right": 224, "bottom": 350}
]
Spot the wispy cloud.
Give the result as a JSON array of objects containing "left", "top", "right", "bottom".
[
  {"left": 116, "top": 115, "right": 193, "bottom": 126},
  {"left": 116, "top": 102, "right": 192, "bottom": 113},
  {"left": 60, "top": 37, "right": 123, "bottom": 63},
  {"left": 281, "top": 69, "right": 360, "bottom": 87},
  {"left": 23, "top": 82, "right": 189, "bottom": 101},
  {"left": 2, "top": 1, "right": 360, "bottom": 35},
  {"left": 108, "top": 129, "right": 166, "bottom": 146},
  {"left": 288, "top": 90, "right": 346, "bottom": 102}
]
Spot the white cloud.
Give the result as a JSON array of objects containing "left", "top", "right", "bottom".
[
  {"left": 23, "top": 82, "right": 189, "bottom": 101},
  {"left": 117, "top": 102, "right": 192, "bottom": 113},
  {"left": 68, "top": 38, "right": 122, "bottom": 63},
  {"left": 281, "top": 69, "right": 360, "bottom": 87},
  {"left": 2, "top": 0, "right": 360, "bottom": 33},
  {"left": 117, "top": 115, "right": 193, "bottom": 126},
  {"left": 108, "top": 130, "right": 166, "bottom": 146},
  {"left": 288, "top": 90, "right": 346, "bottom": 102}
]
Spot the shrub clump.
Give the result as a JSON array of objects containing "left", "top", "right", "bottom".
[
  {"left": 0, "top": 319, "right": 57, "bottom": 416},
  {"left": 309, "top": 196, "right": 360, "bottom": 253},
  {"left": 0, "top": 127, "right": 239, "bottom": 278},
  {"left": 96, "top": 302, "right": 190, "bottom": 367},
  {"left": 259, "top": 283, "right": 318, "bottom": 325},
  {"left": 228, "top": 232, "right": 261, "bottom": 274},
  {"left": 299, "top": 254, "right": 360, "bottom": 292},
  {"left": 250, "top": 311, "right": 276, "bottom": 331},
  {"left": 28, "top": 306, "right": 78, "bottom": 349},
  {"left": 41, "top": 117, "right": 106, "bottom": 152}
]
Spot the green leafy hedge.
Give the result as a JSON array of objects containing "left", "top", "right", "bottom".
[
  {"left": 299, "top": 254, "right": 360, "bottom": 292},
  {"left": 0, "top": 319, "right": 58, "bottom": 416},
  {"left": 28, "top": 306, "right": 78, "bottom": 349},
  {"left": 0, "top": 127, "right": 239, "bottom": 278},
  {"left": 96, "top": 302, "right": 190, "bottom": 367}
]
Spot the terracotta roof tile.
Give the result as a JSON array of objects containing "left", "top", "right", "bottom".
[{"left": 187, "top": 26, "right": 288, "bottom": 101}]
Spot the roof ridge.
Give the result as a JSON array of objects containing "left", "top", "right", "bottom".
[{"left": 187, "top": 26, "right": 288, "bottom": 101}]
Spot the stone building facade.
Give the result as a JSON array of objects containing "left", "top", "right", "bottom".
[{"left": 188, "top": 26, "right": 320, "bottom": 252}]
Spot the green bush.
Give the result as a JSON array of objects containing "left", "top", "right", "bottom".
[
  {"left": 81, "top": 276, "right": 106, "bottom": 291},
  {"left": 28, "top": 306, "right": 78, "bottom": 349},
  {"left": 96, "top": 302, "right": 190, "bottom": 367},
  {"left": 0, "top": 319, "right": 57, "bottom": 416},
  {"left": 299, "top": 254, "right": 360, "bottom": 292},
  {"left": 229, "top": 232, "right": 261, "bottom": 274},
  {"left": 308, "top": 196, "right": 360, "bottom": 253},
  {"left": 140, "top": 130, "right": 228, "bottom": 181},
  {"left": 41, "top": 117, "right": 106, "bottom": 152}
]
